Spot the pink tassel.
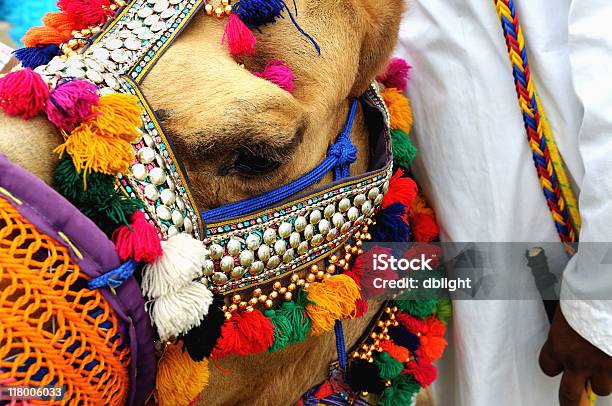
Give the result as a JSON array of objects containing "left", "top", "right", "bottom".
[
  {"left": 223, "top": 14, "right": 256, "bottom": 56},
  {"left": 47, "top": 80, "right": 99, "bottom": 130},
  {"left": 376, "top": 57, "right": 412, "bottom": 92},
  {"left": 0, "top": 69, "right": 49, "bottom": 119},
  {"left": 253, "top": 59, "right": 295, "bottom": 93},
  {"left": 113, "top": 211, "right": 163, "bottom": 264},
  {"left": 57, "top": 0, "right": 114, "bottom": 26}
]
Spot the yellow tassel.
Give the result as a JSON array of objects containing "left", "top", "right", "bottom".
[
  {"left": 54, "top": 124, "right": 135, "bottom": 177},
  {"left": 381, "top": 87, "right": 413, "bottom": 134},
  {"left": 90, "top": 94, "right": 143, "bottom": 142},
  {"left": 156, "top": 343, "right": 209, "bottom": 406},
  {"left": 409, "top": 194, "right": 435, "bottom": 217},
  {"left": 306, "top": 274, "right": 361, "bottom": 336}
]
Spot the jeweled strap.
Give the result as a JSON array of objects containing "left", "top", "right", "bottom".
[{"left": 494, "top": 0, "right": 580, "bottom": 244}]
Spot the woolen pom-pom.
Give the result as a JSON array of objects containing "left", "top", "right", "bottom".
[
  {"left": 434, "top": 298, "right": 452, "bottom": 324},
  {"left": 47, "top": 79, "right": 99, "bottom": 130},
  {"left": 371, "top": 202, "right": 410, "bottom": 243},
  {"left": 379, "top": 374, "right": 421, "bottom": 406},
  {"left": 347, "top": 359, "right": 385, "bottom": 394},
  {"left": 405, "top": 360, "right": 437, "bottom": 387},
  {"left": 394, "top": 299, "right": 438, "bottom": 320},
  {"left": 183, "top": 295, "right": 226, "bottom": 361},
  {"left": 381, "top": 87, "right": 413, "bottom": 134},
  {"left": 223, "top": 13, "right": 256, "bottom": 56},
  {"left": 13, "top": 45, "right": 59, "bottom": 69},
  {"left": 388, "top": 325, "right": 420, "bottom": 352},
  {"left": 253, "top": 59, "right": 295, "bottom": 93},
  {"left": 156, "top": 343, "right": 209, "bottom": 406},
  {"left": 377, "top": 57, "right": 412, "bottom": 92},
  {"left": 391, "top": 129, "right": 417, "bottom": 169},
  {"left": 212, "top": 309, "right": 274, "bottom": 360},
  {"left": 0, "top": 69, "right": 49, "bottom": 119},
  {"left": 411, "top": 213, "right": 439, "bottom": 242},
  {"left": 57, "top": 0, "right": 114, "bottom": 26},
  {"left": 113, "top": 210, "right": 162, "bottom": 264},
  {"left": 382, "top": 169, "right": 418, "bottom": 210},
  {"left": 374, "top": 351, "right": 404, "bottom": 380},
  {"left": 380, "top": 340, "right": 411, "bottom": 363},
  {"left": 233, "top": 0, "right": 284, "bottom": 26}
]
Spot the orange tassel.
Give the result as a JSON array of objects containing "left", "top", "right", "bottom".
[
  {"left": 305, "top": 274, "right": 360, "bottom": 335},
  {"left": 156, "top": 344, "right": 209, "bottom": 406},
  {"left": 380, "top": 340, "right": 410, "bottom": 363},
  {"left": 22, "top": 12, "right": 77, "bottom": 47},
  {"left": 381, "top": 87, "right": 413, "bottom": 134}
]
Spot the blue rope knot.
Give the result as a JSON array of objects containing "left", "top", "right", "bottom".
[
  {"left": 328, "top": 138, "right": 358, "bottom": 167},
  {"left": 88, "top": 259, "right": 139, "bottom": 290}
]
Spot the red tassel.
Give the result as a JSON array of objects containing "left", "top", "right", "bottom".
[
  {"left": 355, "top": 298, "right": 369, "bottom": 317},
  {"left": 253, "top": 60, "right": 295, "bottom": 93},
  {"left": 398, "top": 313, "right": 447, "bottom": 363},
  {"left": 376, "top": 58, "right": 412, "bottom": 92},
  {"left": 405, "top": 360, "right": 437, "bottom": 387},
  {"left": 113, "top": 211, "right": 163, "bottom": 263},
  {"left": 410, "top": 213, "right": 439, "bottom": 242},
  {"left": 382, "top": 169, "right": 418, "bottom": 210},
  {"left": 357, "top": 247, "right": 396, "bottom": 299},
  {"left": 0, "top": 69, "right": 49, "bottom": 119},
  {"left": 211, "top": 309, "right": 274, "bottom": 360},
  {"left": 57, "top": 0, "right": 114, "bottom": 26},
  {"left": 380, "top": 340, "right": 410, "bottom": 363},
  {"left": 223, "top": 14, "right": 256, "bottom": 56},
  {"left": 402, "top": 244, "right": 442, "bottom": 270}
]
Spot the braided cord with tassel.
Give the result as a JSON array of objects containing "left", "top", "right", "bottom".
[{"left": 493, "top": 0, "right": 593, "bottom": 404}]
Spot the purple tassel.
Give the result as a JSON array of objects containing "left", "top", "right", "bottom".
[
  {"left": 13, "top": 45, "right": 60, "bottom": 69},
  {"left": 371, "top": 202, "right": 410, "bottom": 242}
]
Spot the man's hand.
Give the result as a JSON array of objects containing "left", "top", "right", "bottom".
[{"left": 539, "top": 305, "right": 612, "bottom": 405}]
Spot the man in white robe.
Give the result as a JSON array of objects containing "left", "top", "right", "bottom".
[{"left": 395, "top": 1, "right": 612, "bottom": 405}]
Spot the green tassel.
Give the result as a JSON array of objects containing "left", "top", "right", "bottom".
[
  {"left": 379, "top": 374, "right": 421, "bottom": 406},
  {"left": 391, "top": 129, "right": 417, "bottom": 168},
  {"left": 394, "top": 299, "right": 438, "bottom": 319},
  {"left": 434, "top": 298, "right": 452, "bottom": 324},
  {"left": 265, "top": 289, "right": 313, "bottom": 352},
  {"left": 54, "top": 157, "right": 142, "bottom": 234},
  {"left": 375, "top": 351, "right": 404, "bottom": 380}
]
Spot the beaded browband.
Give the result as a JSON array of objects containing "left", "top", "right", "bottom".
[{"left": 1, "top": 0, "right": 448, "bottom": 404}]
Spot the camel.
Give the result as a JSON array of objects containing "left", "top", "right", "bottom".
[{"left": 0, "top": 1, "right": 434, "bottom": 404}]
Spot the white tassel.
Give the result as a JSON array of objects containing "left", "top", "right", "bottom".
[
  {"left": 141, "top": 233, "right": 207, "bottom": 299},
  {"left": 151, "top": 282, "right": 214, "bottom": 341}
]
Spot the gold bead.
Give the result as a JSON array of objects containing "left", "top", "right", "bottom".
[
  {"left": 327, "top": 264, "right": 336, "bottom": 273},
  {"left": 81, "top": 28, "right": 91, "bottom": 36},
  {"left": 215, "top": 6, "right": 224, "bottom": 16},
  {"left": 385, "top": 380, "right": 392, "bottom": 387},
  {"left": 382, "top": 327, "right": 388, "bottom": 334},
  {"left": 362, "top": 226, "right": 369, "bottom": 233},
  {"left": 232, "top": 294, "right": 242, "bottom": 304},
  {"left": 351, "top": 246, "right": 358, "bottom": 254},
  {"left": 356, "top": 240, "right": 363, "bottom": 247},
  {"left": 365, "top": 233, "right": 372, "bottom": 240},
  {"left": 344, "top": 244, "right": 352, "bottom": 252},
  {"left": 393, "top": 320, "right": 399, "bottom": 327},
  {"left": 222, "top": 305, "right": 228, "bottom": 312},
  {"left": 222, "top": 0, "right": 230, "bottom": 4},
  {"left": 229, "top": 304, "right": 238, "bottom": 313},
  {"left": 291, "top": 274, "right": 299, "bottom": 283},
  {"left": 357, "top": 249, "right": 363, "bottom": 255},
  {"left": 345, "top": 254, "right": 352, "bottom": 262},
  {"left": 304, "top": 283, "right": 310, "bottom": 289},
  {"left": 361, "top": 391, "right": 369, "bottom": 397},
  {"left": 239, "top": 301, "right": 248, "bottom": 310},
  {"left": 389, "top": 313, "right": 396, "bottom": 321},
  {"left": 253, "top": 288, "right": 262, "bottom": 297},
  {"left": 287, "top": 283, "right": 296, "bottom": 292},
  {"left": 330, "top": 255, "right": 338, "bottom": 264},
  {"left": 248, "top": 298, "right": 258, "bottom": 306},
  {"left": 258, "top": 294, "right": 268, "bottom": 303},
  {"left": 316, "top": 270, "right": 326, "bottom": 280},
  {"left": 377, "top": 320, "right": 385, "bottom": 328},
  {"left": 392, "top": 306, "right": 398, "bottom": 312},
  {"left": 366, "top": 350, "right": 372, "bottom": 357},
  {"left": 307, "top": 273, "right": 316, "bottom": 283},
  {"left": 297, "top": 279, "right": 305, "bottom": 287},
  {"left": 385, "top": 307, "right": 392, "bottom": 314},
  {"left": 338, "top": 259, "right": 346, "bottom": 268},
  {"left": 360, "top": 353, "right": 369, "bottom": 360},
  {"left": 361, "top": 344, "right": 369, "bottom": 351},
  {"left": 205, "top": 4, "right": 214, "bottom": 14},
  {"left": 225, "top": 4, "right": 232, "bottom": 14},
  {"left": 279, "top": 287, "right": 287, "bottom": 295},
  {"left": 352, "top": 352, "right": 360, "bottom": 359},
  {"left": 370, "top": 332, "right": 378, "bottom": 339},
  {"left": 92, "top": 26, "right": 101, "bottom": 34},
  {"left": 224, "top": 312, "right": 232, "bottom": 319},
  {"left": 273, "top": 281, "right": 282, "bottom": 291},
  {"left": 110, "top": 4, "right": 118, "bottom": 10},
  {"left": 265, "top": 299, "right": 273, "bottom": 309},
  {"left": 246, "top": 305, "right": 254, "bottom": 312},
  {"left": 269, "top": 291, "right": 278, "bottom": 299},
  {"left": 284, "top": 292, "right": 292, "bottom": 301},
  {"left": 311, "top": 264, "right": 319, "bottom": 272}
]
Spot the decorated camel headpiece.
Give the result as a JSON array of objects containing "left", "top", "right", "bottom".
[{"left": 0, "top": 1, "right": 448, "bottom": 405}]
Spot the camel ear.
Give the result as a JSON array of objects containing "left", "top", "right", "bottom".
[{"left": 350, "top": 0, "right": 405, "bottom": 96}]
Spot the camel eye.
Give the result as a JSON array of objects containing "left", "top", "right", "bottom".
[{"left": 233, "top": 150, "right": 281, "bottom": 177}]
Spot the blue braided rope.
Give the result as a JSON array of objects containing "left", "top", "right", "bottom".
[
  {"left": 87, "top": 259, "right": 139, "bottom": 290},
  {"left": 201, "top": 99, "right": 358, "bottom": 223},
  {"left": 334, "top": 320, "right": 348, "bottom": 371}
]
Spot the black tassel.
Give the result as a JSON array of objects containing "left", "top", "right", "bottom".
[
  {"left": 347, "top": 359, "right": 385, "bottom": 394},
  {"left": 182, "top": 295, "right": 225, "bottom": 361},
  {"left": 388, "top": 325, "right": 420, "bottom": 352}
]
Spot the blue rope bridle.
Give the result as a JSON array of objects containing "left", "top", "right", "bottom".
[{"left": 201, "top": 99, "right": 359, "bottom": 223}]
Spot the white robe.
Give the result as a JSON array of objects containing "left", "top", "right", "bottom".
[{"left": 395, "top": 1, "right": 612, "bottom": 405}]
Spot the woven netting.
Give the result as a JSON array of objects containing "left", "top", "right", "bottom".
[{"left": 0, "top": 196, "right": 131, "bottom": 405}]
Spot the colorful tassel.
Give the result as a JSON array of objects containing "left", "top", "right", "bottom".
[
  {"left": 22, "top": 12, "right": 77, "bottom": 47},
  {"left": 266, "top": 289, "right": 312, "bottom": 350},
  {"left": 382, "top": 169, "right": 418, "bottom": 210},
  {"left": 371, "top": 202, "right": 410, "bottom": 243},
  {"left": 405, "top": 360, "right": 437, "bottom": 387},
  {"left": 156, "top": 343, "right": 209, "bottom": 406},
  {"left": 57, "top": 0, "right": 114, "bottom": 26},
  {"left": 380, "top": 340, "right": 411, "bottom": 363},
  {"left": 151, "top": 282, "right": 214, "bottom": 342},
  {"left": 409, "top": 194, "right": 435, "bottom": 218},
  {"left": 381, "top": 87, "right": 413, "bottom": 134},
  {"left": 353, "top": 247, "right": 396, "bottom": 298},
  {"left": 233, "top": 0, "right": 284, "bottom": 26},
  {"left": 394, "top": 299, "right": 438, "bottom": 320},
  {"left": 355, "top": 297, "right": 369, "bottom": 317},
  {"left": 417, "top": 317, "right": 447, "bottom": 362},
  {"left": 0, "top": 69, "right": 49, "bottom": 119},
  {"left": 89, "top": 93, "right": 142, "bottom": 141},
  {"left": 212, "top": 309, "right": 274, "bottom": 360},
  {"left": 183, "top": 295, "right": 226, "bottom": 361},
  {"left": 347, "top": 359, "right": 385, "bottom": 395},
  {"left": 113, "top": 210, "right": 162, "bottom": 264},
  {"left": 388, "top": 325, "right": 420, "bottom": 352},
  {"left": 379, "top": 374, "right": 421, "bottom": 406},
  {"left": 377, "top": 58, "right": 412, "bottom": 92},
  {"left": 305, "top": 274, "right": 360, "bottom": 335},
  {"left": 253, "top": 59, "right": 295, "bottom": 93},
  {"left": 53, "top": 156, "right": 114, "bottom": 201},
  {"left": 434, "top": 298, "right": 452, "bottom": 324},
  {"left": 80, "top": 193, "right": 143, "bottom": 234},
  {"left": 391, "top": 129, "right": 417, "bottom": 168},
  {"left": 47, "top": 79, "right": 99, "bottom": 130},
  {"left": 374, "top": 351, "right": 404, "bottom": 380},
  {"left": 265, "top": 308, "right": 293, "bottom": 352},
  {"left": 13, "top": 45, "right": 59, "bottom": 69},
  {"left": 410, "top": 213, "right": 439, "bottom": 242},
  {"left": 223, "top": 14, "right": 256, "bottom": 56},
  {"left": 141, "top": 233, "right": 207, "bottom": 298}
]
